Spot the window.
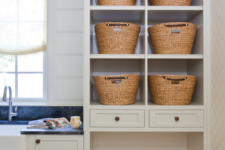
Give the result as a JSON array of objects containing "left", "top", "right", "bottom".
[
  {"left": 0, "top": 0, "right": 47, "bottom": 100},
  {"left": 0, "top": 54, "right": 46, "bottom": 100}
]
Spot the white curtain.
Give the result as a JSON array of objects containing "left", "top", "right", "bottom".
[{"left": 0, "top": 0, "right": 47, "bottom": 55}]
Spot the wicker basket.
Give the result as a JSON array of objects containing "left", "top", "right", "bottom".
[
  {"left": 148, "top": 22, "right": 197, "bottom": 54},
  {"left": 150, "top": 0, "right": 192, "bottom": 6},
  {"left": 148, "top": 75, "right": 196, "bottom": 105},
  {"left": 93, "top": 74, "right": 141, "bottom": 105},
  {"left": 98, "top": 0, "right": 136, "bottom": 5},
  {"left": 95, "top": 22, "right": 141, "bottom": 54}
]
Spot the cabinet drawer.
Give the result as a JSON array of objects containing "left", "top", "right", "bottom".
[
  {"left": 150, "top": 110, "right": 204, "bottom": 128},
  {"left": 90, "top": 110, "right": 144, "bottom": 128},
  {"left": 35, "top": 135, "right": 83, "bottom": 150}
]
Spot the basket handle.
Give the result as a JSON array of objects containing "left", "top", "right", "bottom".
[
  {"left": 164, "top": 24, "right": 188, "bottom": 27},
  {"left": 105, "top": 77, "right": 128, "bottom": 80},
  {"left": 163, "top": 76, "right": 187, "bottom": 81},
  {"left": 106, "top": 24, "right": 129, "bottom": 26}
]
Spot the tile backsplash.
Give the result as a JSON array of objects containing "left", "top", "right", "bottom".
[{"left": 0, "top": 106, "right": 83, "bottom": 122}]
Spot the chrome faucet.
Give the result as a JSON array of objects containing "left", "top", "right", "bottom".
[{"left": 2, "top": 86, "right": 17, "bottom": 121}]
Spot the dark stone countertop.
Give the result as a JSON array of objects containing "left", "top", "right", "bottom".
[
  {"left": 21, "top": 125, "right": 83, "bottom": 135},
  {"left": 0, "top": 106, "right": 83, "bottom": 135}
]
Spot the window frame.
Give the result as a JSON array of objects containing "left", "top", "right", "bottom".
[
  {"left": 0, "top": 0, "right": 48, "bottom": 103},
  {"left": 0, "top": 52, "right": 47, "bottom": 102}
]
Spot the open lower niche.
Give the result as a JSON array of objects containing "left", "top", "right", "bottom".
[{"left": 91, "top": 132, "right": 204, "bottom": 150}]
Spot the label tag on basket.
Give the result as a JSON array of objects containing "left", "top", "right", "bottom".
[
  {"left": 113, "top": 28, "right": 122, "bottom": 31},
  {"left": 171, "top": 81, "right": 180, "bottom": 84},
  {"left": 171, "top": 29, "right": 180, "bottom": 33},
  {"left": 112, "top": 80, "right": 121, "bottom": 84}
]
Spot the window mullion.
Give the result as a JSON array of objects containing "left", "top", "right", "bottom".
[
  {"left": 15, "top": 56, "right": 18, "bottom": 99},
  {"left": 43, "top": 52, "right": 47, "bottom": 100},
  {"left": 15, "top": 0, "right": 19, "bottom": 99}
]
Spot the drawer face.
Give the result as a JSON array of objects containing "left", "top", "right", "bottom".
[
  {"left": 150, "top": 110, "right": 204, "bottom": 128},
  {"left": 90, "top": 110, "right": 145, "bottom": 128}
]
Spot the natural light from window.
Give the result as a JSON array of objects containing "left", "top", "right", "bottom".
[
  {"left": 0, "top": 54, "right": 44, "bottom": 99},
  {"left": 0, "top": 0, "right": 46, "bottom": 100}
]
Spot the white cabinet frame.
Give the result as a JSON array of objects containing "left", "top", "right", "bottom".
[{"left": 83, "top": 0, "right": 211, "bottom": 149}]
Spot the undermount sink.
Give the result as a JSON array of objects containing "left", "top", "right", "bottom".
[{"left": 0, "top": 125, "right": 27, "bottom": 150}]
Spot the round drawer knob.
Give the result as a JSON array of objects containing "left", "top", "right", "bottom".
[
  {"left": 115, "top": 116, "right": 120, "bottom": 121},
  {"left": 175, "top": 117, "right": 179, "bottom": 121},
  {"left": 36, "top": 139, "right": 41, "bottom": 144}
]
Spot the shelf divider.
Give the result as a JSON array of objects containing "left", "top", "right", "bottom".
[{"left": 147, "top": 54, "right": 203, "bottom": 59}]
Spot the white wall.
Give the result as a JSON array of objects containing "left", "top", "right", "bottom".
[
  {"left": 210, "top": 0, "right": 225, "bottom": 149},
  {"left": 47, "top": 0, "right": 84, "bottom": 106}
]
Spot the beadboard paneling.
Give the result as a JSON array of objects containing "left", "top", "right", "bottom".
[
  {"left": 56, "top": 33, "right": 83, "bottom": 54},
  {"left": 56, "top": 0, "right": 83, "bottom": 9},
  {"left": 56, "top": 78, "right": 83, "bottom": 100},
  {"left": 56, "top": 56, "right": 83, "bottom": 77},
  {"left": 51, "top": 0, "right": 84, "bottom": 106},
  {"left": 56, "top": 10, "right": 83, "bottom": 31}
]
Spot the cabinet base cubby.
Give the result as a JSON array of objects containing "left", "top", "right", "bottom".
[
  {"left": 90, "top": 59, "right": 146, "bottom": 105},
  {"left": 148, "top": 59, "right": 204, "bottom": 106},
  {"left": 147, "top": 11, "right": 203, "bottom": 54},
  {"left": 90, "top": 132, "right": 203, "bottom": 150},
  {"left": 90, "top": 9, "right": 146, "bottom": 55}
]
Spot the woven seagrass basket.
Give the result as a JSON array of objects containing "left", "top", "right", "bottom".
[
  {"left": 93, "top": 74, "right": 141, "bottom": 105},
  {"left": 95, "top": 22, "right": 141, "bottom": 54},
  {"left": 148, "top": 75, "right": 196, "bottom": 105},
  {"left": 148, "top": 22, "right": 197, "bottom": 54},
  {"left": 150, "top": 0, "right": 192, "bottom": 6},
  {"left": 98, "top": 0, "right": 136, "bottom": 5}
]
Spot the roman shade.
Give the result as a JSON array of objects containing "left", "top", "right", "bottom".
[{"left": 0, "top": 0, "right": 47, "bottom": 55}]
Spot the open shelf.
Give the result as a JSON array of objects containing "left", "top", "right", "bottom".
[
  {"left": 148, "top": 101, "right": 204, "bottom": 108},
  {"left": 147, "top": 6, "right": 203, "bottom": 11},
  {"left": 90, "top": 9, "right": 145, "bottom": 54},
  {"left": 90, "top": 0, "right": 145, "bottom": 6},
  {"left": 90, "top": 54, "right": 145, "bottom": 59},
  {"left": 90, "top": 54, "right": 204, "bottom": 60},
  {"left": 148, "top": 59, "right": 203, "bottom": 106},
  {"left": 147, "top": 10, "right": 202, "bottom": 22},
  {"left": 148, "top": 54, "right": 203, "bottom": 59},
  {"left": 91, "top": 100, "right": 145, "bottom": 107},
  {"left": 91, "top": 0, "right": 202, "bottom": 6},
  {"left": 90, "top": 59, "right": 146, "bottom": 105},
  {"left": 148, "top": 11, "right": 203, "bottom": 54},
  {"left": 148, "top": 0, "right": 203, "bottom": 6},
  {"left": 91, "top": 9, "right": 145, "bottom": 22},
  {"left": 90, "top": 6, "right": 145, "bottom": 10}
]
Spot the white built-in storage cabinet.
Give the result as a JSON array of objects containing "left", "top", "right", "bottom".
[
  {"left": 27, "top": 135, "right": 83, "bottom": 150},
  {"left": 84, "top": 0, "right": 211, "bottom": 150}
]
